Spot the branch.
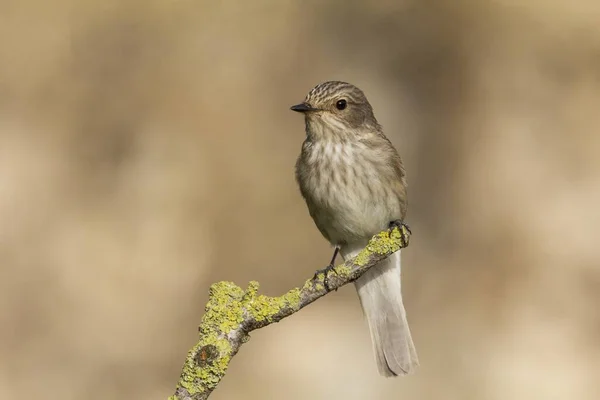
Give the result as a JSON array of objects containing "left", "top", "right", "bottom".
[{"left": 169, "top": 225, "right": 411, "bottom": 400}]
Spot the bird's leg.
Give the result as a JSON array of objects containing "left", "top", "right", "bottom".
[
  {"left": 313, "top": 246, "right": 339, "bottom": 291},
  {"left": 328, "top": 246, "right": 340, "bottom": 267},
  {"left": 388, "top": 220, "right": 411, "bottom": 247}
]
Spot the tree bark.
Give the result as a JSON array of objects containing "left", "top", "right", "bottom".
[{"left": 170, "top": 225, "right": 411, "bottom": 400}]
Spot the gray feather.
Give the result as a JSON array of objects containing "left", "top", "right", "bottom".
[{"left": 342, "top": 245, "right": 418, "bottom": 376}]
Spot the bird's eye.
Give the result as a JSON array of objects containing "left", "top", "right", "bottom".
[{"left": 335, "top": 99, "right": 347, "bottom": 110}]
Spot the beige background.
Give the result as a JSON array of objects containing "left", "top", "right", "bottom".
[{"left": 1, "top": 1, "right": 600, "bottom": 399}]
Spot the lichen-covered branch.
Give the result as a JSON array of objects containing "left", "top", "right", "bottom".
[{"left": 170, "top": 225, "right": 411, "bottom": 400}]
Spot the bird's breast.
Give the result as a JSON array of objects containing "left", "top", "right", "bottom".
[{"left": 297, "top": 140, "right": 401, "bottom": 244}]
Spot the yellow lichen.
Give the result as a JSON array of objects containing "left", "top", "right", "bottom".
[
  {"left": 247, "top": 287, "right": 302, "bottom": 322},
  {"left": 332, "top": 263, "right": 352, "bottom": 277},
  {"left": 353, "top": 248, "right": 372, "bottom": 267},
  {"left": 172, "top": 226, "right": 411, "bottom": 399},
  {"left": 200, "top": 282, "right": 245, "bottom": 334},
  {"left": 281, "top": 287, "right": 301, "bottom": 310},
  {"left": 302, "top": 278, "right": 313, "bottom": 290},
  {"left": 175, "top": 282, "right": 245, "bottom": 397},
  {"left": 245, "top": 281, "right": 260, "bottom": 299},
  {"left": 177, "top": 331, "right": 234, "bottom": 395},
  {"left": 176, "top": 279, "right": 306, "bottom": 398},
  {"left": 354, "top": 227, "right": 408, "bottom": 266}
]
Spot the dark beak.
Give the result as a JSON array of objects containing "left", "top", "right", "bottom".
[{"left": 290, "top": 103, "right": 319, "bottom": 113}]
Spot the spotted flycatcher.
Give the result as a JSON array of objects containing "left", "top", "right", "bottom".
[{"left": 291, "top": 81, "right": 418, "bottom": 376}]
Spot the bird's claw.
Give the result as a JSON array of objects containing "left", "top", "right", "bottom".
[
  {"left": 313, "top": 263, "right": 338, "bottom": 292},
  {"left": 388, "top": 220, "right": 411, "bottom": 247}
]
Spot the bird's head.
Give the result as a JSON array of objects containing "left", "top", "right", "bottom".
[{"left": 291, "top": 81, "right": 380, "bottom": 139}]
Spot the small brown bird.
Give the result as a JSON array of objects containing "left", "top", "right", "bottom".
[{"left": 291, "top": 81, "right": 418, "bottom": 376}]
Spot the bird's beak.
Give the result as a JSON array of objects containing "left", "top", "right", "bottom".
[{"left": 290, "top": 103, "right": 319, "bottom": 113}]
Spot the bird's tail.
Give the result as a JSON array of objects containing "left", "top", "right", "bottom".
[{"left": 341, "top": 244, "right": 418, "bottom": 377}]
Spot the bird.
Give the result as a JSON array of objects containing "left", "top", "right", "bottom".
[{"left": 291, "top": 81, "right": 418, "bottom": 376}]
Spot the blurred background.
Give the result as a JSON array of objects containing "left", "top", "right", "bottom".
[{"left": 1, "top": 0, "right": 600, "bottom": 399}]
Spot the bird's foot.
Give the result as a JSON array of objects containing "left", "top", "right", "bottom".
[
  {"left": 313, "top": 263, "right": 338, "bottom": 292},
  {"left": 388, "top": 220, "right": 411, "bottom": 247}
]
